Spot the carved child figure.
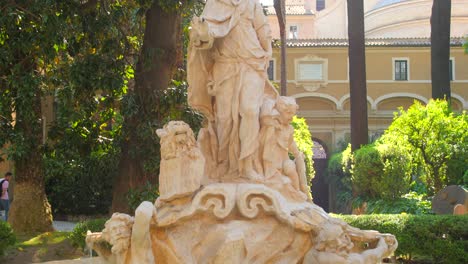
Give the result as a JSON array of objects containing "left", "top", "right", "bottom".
[{"left": 259, "top": 96, "right": 310, "bottom": 199}]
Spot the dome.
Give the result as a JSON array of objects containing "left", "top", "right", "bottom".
[{"left": 372, "top": 0, "right": 409, "bottom": 10}]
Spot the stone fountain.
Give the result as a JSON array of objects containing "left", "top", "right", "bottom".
[{"left": 86, "top": 0, "right": 398, "bottom": 263}]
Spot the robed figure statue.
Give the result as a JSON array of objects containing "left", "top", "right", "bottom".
[{"left": 188, "top": 0, "right": 278, "bottom": 182}]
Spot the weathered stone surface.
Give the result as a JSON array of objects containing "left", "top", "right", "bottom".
[
  {"left": 432, "top": 185, "right": 468, "bottom": 215},
  {"left": 453, "top": 204, "right": 467, "bottom": 215},
  {"left": 86, "top": 1, "right": 398, "bottom": 263},
  {"left": 156, "top": 121, "right": 205, "bottom": 201}
]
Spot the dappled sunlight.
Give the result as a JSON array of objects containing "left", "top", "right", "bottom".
[{"left": 20, "top": 231, "right": 69, "bottom": 247}]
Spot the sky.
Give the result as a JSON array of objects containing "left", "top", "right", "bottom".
[{"left": 260, "top": 0, "right": 274, "bottom": 5}]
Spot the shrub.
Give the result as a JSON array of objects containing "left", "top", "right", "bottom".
[
  {"left": 69, "top": 218, "right": 107, "bottom": 250},
  {"left": 446, "top": 157, "right": 468, "bottom": 187},
  {"left": 291, "top": 116, "right": 315, "bottom": 184},
  {"left": 0, "top": 221, "right": 15, "bottom": 256},
  {"left": 380, "top": 99, "right": 468, "bottom": 194},
  {"left": 353, "top": 192, "right": 432, "bottom": 215},
  {"left": 326, "top": 153, "right": 343, "bottom": 188},
  {"left": 351, "top": 144, "right": 382, "bottom": 198},
  {"left": 352, "top": 143, "right": 411, "bottom": 199},
  {"left": 335, "top": 214, "right": 468, "bottom": 263},
  {"left": 327, "top": 146, "right": 352, "bottom": 185},
  {"left": 326, "top": 146, "right": 353, "bottom": 212}
]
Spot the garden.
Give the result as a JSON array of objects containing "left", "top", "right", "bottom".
[
  {"left": 1, "top": 97, "right": 467, "bottom": 264},
  {"left": 327, "top": 99, "right": 468, "bottom": 263},
  {"left": 0, "top": 0, "right": 467, "bottom": 263}
]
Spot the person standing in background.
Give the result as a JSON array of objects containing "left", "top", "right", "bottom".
[{"left": 0, "top": 172, "right": 12, "bottom": 221}]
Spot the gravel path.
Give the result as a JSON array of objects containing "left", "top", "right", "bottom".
[{"left": 53, "top": 221, "right": 78, "bottom": 232}]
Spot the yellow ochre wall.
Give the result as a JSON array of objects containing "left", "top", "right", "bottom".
[{"left": 271, "top": 45, "right": 468, "bottom": 152}]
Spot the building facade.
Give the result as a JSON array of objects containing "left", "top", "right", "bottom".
[
  {"left": 265, "top": 0, "right": 468, "bottom": 153},
  {"left": 265, "top": 0, "right": 468, "bottom": 211}
]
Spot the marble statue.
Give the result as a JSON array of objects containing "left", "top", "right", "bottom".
[
  {"left": 86, "top": 201, "right": 155, "bottom": 264},
  {"left": 259, "top": 96, "right": 310, "bottom": 201},
  {"left": 156, "top": 121, "right": 205, "bottom": 201},
  {"left": 188, "top": 0, "right": 276, "bottom": 181},
  {"left": 87, "top": 0, "right": 398, "bottom": 263}
]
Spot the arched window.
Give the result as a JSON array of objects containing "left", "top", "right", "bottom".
[{"left": 316, "top": 0, "right": 325, "bottom": 11}]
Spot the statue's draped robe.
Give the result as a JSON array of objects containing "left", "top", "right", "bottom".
[{"left": 188, "top": 0, "right": 276, "bottom": 178}]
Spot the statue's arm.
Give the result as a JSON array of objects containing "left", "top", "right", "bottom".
[
  {"left": 130, "top": 201, "right": 155, "bottom": 263},
  {"left": 289, "top": 134, "right": 301, "bottom": 158},
  {"left": 253, "top": 1, "right": 272, "bottom": 57},
  {"left": 132, "top": 201, "right": 153, "bottom": 245},
  {"left": 86, "top": 231, "right": 114, "bottom": 261}
]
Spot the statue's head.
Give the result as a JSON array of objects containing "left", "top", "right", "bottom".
[
  {"left": 190, "top": 16, "right": 213, "bottom": 49},
  {"left": 101, "top": 213, "right": 134, "bottom": 255},
  {"left": 382, "top": 234, "right": 398, "bottom": 256},
  {"left": 276, "top": 96, "right": 298, "bottom": 121},
  {"left": 315, "top": 221, "right": 353, "bottom": 253},
  {"left": 157, "top": 121, "right": 196, "bottom": 147},
  {"left": 156, "top": 121, "right": 198, "bottom": 160}
]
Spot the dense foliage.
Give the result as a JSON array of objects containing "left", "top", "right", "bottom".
[
  {"left": 328, "top": 100, "right": 467, "bottom": 213},
  {"left": 45, "top": 146, "right": 118, "bottom": 216},
  {"left": 44, "top": 76, "right": 202, "bottom": 215},
  {"left": 380, "top": 99, "right": 468, "bottom": 194},
  {"left": 0, "top": 0, "right": 147, "bottom": 230},
  {"left": 0, "top": 0, "right": 205, "bottom": 217},
  {"left": 336, "top": 214, "right": 468, "bottom": 263},
  {"left": 352, "top": 192, "right": 432, "bottom": 215},
  {"left": 126, "top": 182, "right": 160, "bottom": 212},
  {"left": 0, "top": 221, "right": 16, "bottom": 256},
  {"left": 36, "top": 1, "right": 142, "bottom": 216},
  {"left": 326, "top": 146, "right": 353, "bottom": 213},
  {"left": 352, "top": 143, "right": 411, "bottom": 199},
  {"left": 291, "top": 116, "right": 315, "bottom": 185},
  {"left": 0, "top": 0, "right": 141, "bottom": 157},
  {"left": 122, "top": 77, "right": 203, "bottom": 178}
]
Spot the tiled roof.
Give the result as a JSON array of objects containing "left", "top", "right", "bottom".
[
  {"left": 280, "top": 37, "right": 466, "bottom": 47},
  {"left": 265, "top": 5, "right": 314, "bottom": 15}
]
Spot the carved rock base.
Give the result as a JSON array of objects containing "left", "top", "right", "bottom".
[
  {"left": 153, "top": 217, "right": 310, "bottom": 263},
  {"left": 87, "top": 183, "right": 397, "bottom": 264}
]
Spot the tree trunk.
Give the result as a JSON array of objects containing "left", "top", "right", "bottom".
[
  {"left": 431, "top": 0, "right": 451, "bottom": 102},
  {"left": 432, "top": 167, "right": 443, "bottom": 194},
  {"left": 347, "top": 0, "right": 368, "bottom": 151},
  {"left": 111, "top": 2, "right": 184, "bottom": 213},
  {"left": 8, "top": 181, "right": 53, "bottom": 233},
  {"left": 9, "top": 89, "right": 53, "bottom": 233},
  {"left": 274, "top": 0, "right": 287, "bottom": 96}
]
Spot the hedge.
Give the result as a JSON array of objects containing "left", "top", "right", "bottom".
[{"left": 334, "top": 214, "right": 468, "bottom": 263}]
